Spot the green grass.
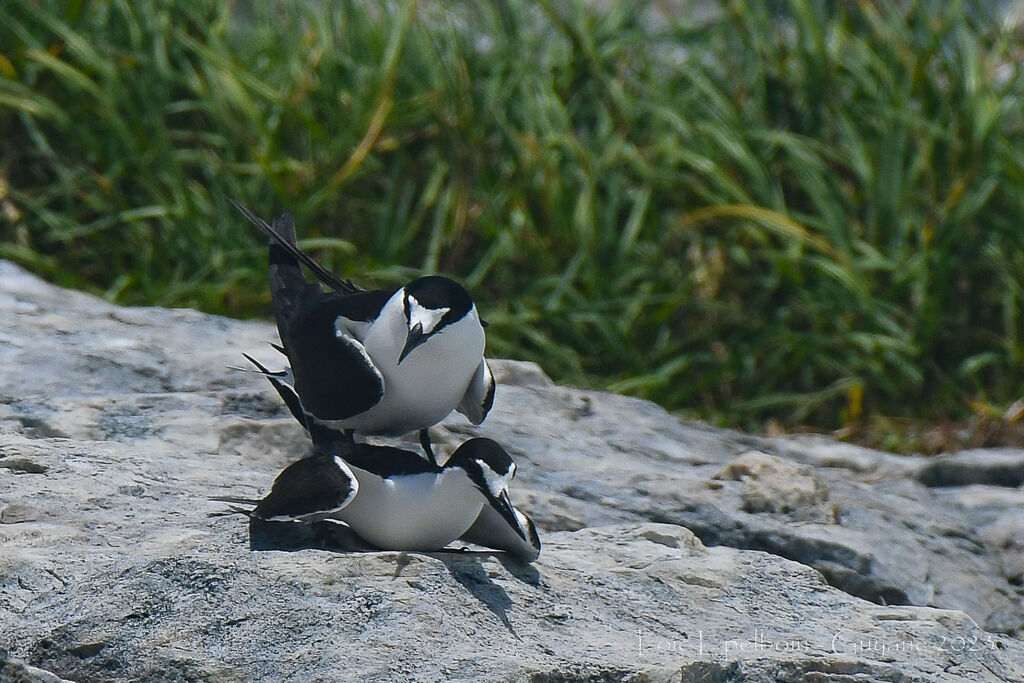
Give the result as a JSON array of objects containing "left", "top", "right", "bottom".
[{"left": 2, "top": 0, "right": 1023, "bottom": 444}]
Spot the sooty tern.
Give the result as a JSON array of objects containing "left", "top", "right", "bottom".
[
  {"left": 214, "top": 438, "right": 540, "bottom": 560},
  {"left": 230, "top": 200, "right": 494, "bottom": 464}
]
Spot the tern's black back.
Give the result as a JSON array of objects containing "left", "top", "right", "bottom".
[{"left": 342, "top": 443, "right": 443, "bottom": 478}]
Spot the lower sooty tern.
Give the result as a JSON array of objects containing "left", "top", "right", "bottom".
[{"left": 214, "top": 438, "right": 540, "bottom": 560}]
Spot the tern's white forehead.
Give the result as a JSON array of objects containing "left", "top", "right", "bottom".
[
  {"left": 406, "top": 294, "right": 450, "bottom": 335},
  {"left": 475, "top": 457, "right": 514, "bottom": 496}
]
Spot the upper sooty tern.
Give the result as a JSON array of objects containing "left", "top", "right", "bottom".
[{"left": 230, "top": 200, "right": 495, "bottom": 464}]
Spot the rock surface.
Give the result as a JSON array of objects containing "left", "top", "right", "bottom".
[{"left": 1, "top": 260, "right": 1022, "bottom": 682}]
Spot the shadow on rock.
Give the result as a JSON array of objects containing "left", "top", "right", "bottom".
[
  {"left": 496, "top": 553, "right": 542, "bottom": 587},
  {"left": 437, "top": 554, "right": 520, "bottom": 638},
  {"left": 246, "top": 517, "right": 544, "bottom": 596},
  {"left": 247, "top": 517, "right": 375, "bottom": 552},
  {"left": 246, "top": 517, "right": 539, "bottom": 638}
]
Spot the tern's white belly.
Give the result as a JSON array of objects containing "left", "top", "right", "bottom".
[{"left": 336, "top": 467, "right": 484, "bottom": 550}]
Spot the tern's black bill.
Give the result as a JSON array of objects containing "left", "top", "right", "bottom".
[
  {"left": 398, "top": 323, "right": 427, "bottom": 364},
  {"left": 492, "top": 490, "right": 528, "bottom": 542}
]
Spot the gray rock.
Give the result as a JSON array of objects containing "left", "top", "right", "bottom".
[
  {"left": 1, "top": 261, "right": 1023, "bottom": 681},
  {"left": 915, "top": 448, "right": 1024, "bottom": 488},
  {"left": 1, "top": 650, "right": 76, "bottom": 683},
  {"left": 711, "top": 450, "right": 837, "bottom": 521}
]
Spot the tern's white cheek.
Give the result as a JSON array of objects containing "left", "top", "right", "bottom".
[{"left": 406, "top": 295, "right": 449, "bottom": 335}]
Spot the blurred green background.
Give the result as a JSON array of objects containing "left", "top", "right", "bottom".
[{"left": 2, "top": 0, "right": 1023, "bottom": 451}]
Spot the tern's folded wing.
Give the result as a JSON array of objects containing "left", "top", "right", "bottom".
[
  {"left": 254, "top": 453, "right": 359, "bottom": 523},
  {"left": 285, "top": 299, "right": 386, "bottom": 423},
  {"left": 459, "top": 501, "right": 541, "bottom": 562},
  {"left": 455, "top": 359, "right": 495, "bottom": 425}
]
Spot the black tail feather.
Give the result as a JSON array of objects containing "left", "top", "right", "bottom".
[
  {"left": 209, "top": 495, "right": 261, "bottom": 506},
  {"left": 239, "top": 353, "right": 288, "bottom": 377},
  {"left": 267, "top": 211, "right": 317, "bottom": 330},
  {"left": 208, "top": 496, "right": 260, "bottom": 518},
  {"left": 238, "top": 353, "right": 352, "bottom": 457},
  {"left": 228, "top": 197, "right": 361, "bottom": 295},
  {"left": 241, "top": 353, "right": 309, "bottom": 431}
]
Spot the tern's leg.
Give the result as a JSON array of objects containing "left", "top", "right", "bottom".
[
  {"left": 343, "top": 429, "right": 358, "bottom": 455},
  {"left": 419, "top": 429, "right": 438, "bottom": 467}
]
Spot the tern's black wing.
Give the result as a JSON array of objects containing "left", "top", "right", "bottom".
[
  {"left": 241, "top": 353, "right": 342, "bottom": 448},
  {"left": 254, "top": 453, "right": 358, "bottom": 522},
  {"left": 283, "top": 294, "right": 387, "bottom": 422},
  {"left": 326, "top": 288, "right": 393, "bottom": 327},
  {"left": 266, "top": 211, "right": 323, "bottom": 341}
]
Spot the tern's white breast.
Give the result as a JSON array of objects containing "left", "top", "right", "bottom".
[
  {"left": 336, "top": 465, "right": 484, "bottom": 550},
  {"left": 344, "top": 295, "right": 485, "bottom": 434}
]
